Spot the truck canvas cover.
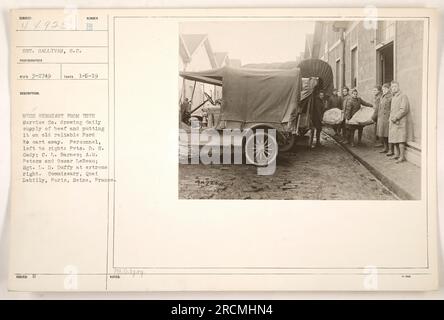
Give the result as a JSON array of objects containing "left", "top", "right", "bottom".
[{"left": 180, "top": 66, "right": 301, "bottom": 124}]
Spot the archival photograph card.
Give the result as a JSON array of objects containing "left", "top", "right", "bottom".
[{"left": 8, "top": 8, "right": 438, "bottom": 291}]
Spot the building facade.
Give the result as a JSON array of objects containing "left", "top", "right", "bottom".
[
  {"left": 309, "top": 21, "right": 424, "bottom": 165},
  {"left": 179, "top": 34, "right": 241, "bottom": 117}
]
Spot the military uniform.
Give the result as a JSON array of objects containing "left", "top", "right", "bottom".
[
  {"left": 372, "top": 92, "right": 392, "bottom": 138},
  {"left": 344, "top": 96, "right": 373, "bottom": 145},
  {"left": 344, "top": 97, "right": 373, "bottom": 122},
  {"left": 389, "top": 91, "right": 410, "bottom": 143}
]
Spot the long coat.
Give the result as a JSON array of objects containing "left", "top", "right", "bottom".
[
  {"left": 388, "top": 91, "right": 410, "bottom": 143},
  {"left": 374, "top": 93, "right": 382, "bottom": 111},
  {"left": 372, "top": 92, "right": 392, "bottom": 138}
]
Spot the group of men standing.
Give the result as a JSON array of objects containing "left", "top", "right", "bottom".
[{"left": 311, "top": 81, "right": 411, "bottom": 163}]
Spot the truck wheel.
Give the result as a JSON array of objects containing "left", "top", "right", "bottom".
[{"left": 245, "top": 129, "right": 278, "bottom": 166}]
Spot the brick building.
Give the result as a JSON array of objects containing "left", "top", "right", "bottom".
[{"left": 307, "top": 21, "right": 424, "bottom": 165}]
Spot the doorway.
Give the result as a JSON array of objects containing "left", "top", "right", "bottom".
[{"left": 377, "top": 42, "right": 394, "bottom": 85}]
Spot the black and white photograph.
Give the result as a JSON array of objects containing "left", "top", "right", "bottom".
[
  {"left": 3, "top": 6, "right": 440, "bottom": 295},
  {"left": 178, "top": 19, "right": 424, "bottom": 200}
]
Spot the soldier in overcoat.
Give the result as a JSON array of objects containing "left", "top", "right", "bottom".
[
  {"left": 372, "top": 83, "right": 393, "bottom": 154},
  {"left": 372, "top": 85, "right": 383, "bottom": 147},
  {"left": 388, "top": 81, "right": 410, "bottom": 163}
]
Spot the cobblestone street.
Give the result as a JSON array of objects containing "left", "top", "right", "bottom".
[{"left": 179, "top": 133, "right": 397, "bottom": 200}]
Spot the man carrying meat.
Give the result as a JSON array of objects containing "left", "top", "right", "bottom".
[{"left": 344, "top": 88, "right": 373, "bottom": 147}]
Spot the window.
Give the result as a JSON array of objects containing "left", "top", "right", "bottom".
[{"left": 351, "top": 47, "right": 357, "bottom": 88}]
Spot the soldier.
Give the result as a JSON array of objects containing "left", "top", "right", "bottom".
[
  {"left": 344, "top": 88, "right": 373, "bottom": 147},
  {"left": 372, "top": 83, "right": 393, "bottom": 154},
  {"left": 339, "top": 87, "right": 351, "bottom": 140},
  {"left": 310, "top": 90, "right": 328, "bottom": 148},
  {"left": 328, "top": 88, "right": 343, "bottom": 136},
  {"left": 372, "top": 85, "right": 383, "bottom": 147},
  {"left": 388, "top": 81, "right": 410, "bottom": 163}
]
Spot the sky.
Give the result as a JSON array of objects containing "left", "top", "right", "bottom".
[{"left": 179, "top": 20, "right": 314, "bottom": 65}]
